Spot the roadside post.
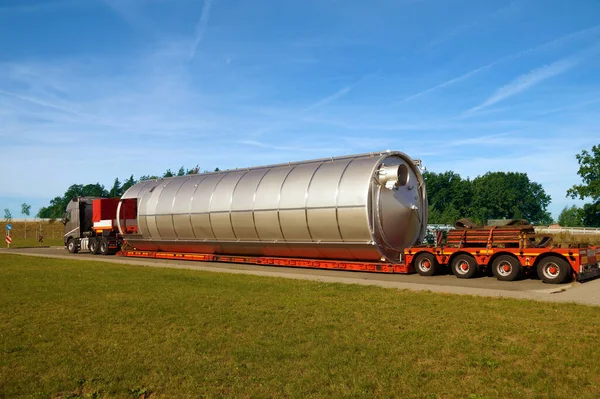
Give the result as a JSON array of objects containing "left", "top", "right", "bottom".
[
  {"left": 39, "top": 224, "right": 44, "bottom": 246},
  {"left": 6, "top": 223, "right": 12, "bottom": 248}
]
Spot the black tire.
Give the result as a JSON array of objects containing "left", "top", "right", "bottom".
[
  {"left": 414, "top": 253, "right": 438, "bottom": 276},
  {"left": 452, "top": 254, "right": 478, "bottom": 279},
  {"left": 67, "top": 238, "right": 78, "bottom": 254},
  {"left": 491, "top": 255, "right": 522, "bottom": 281},
  {"left": 89, "top": 238, "right": 99, "bottom": 255},
  {"left": 537, "top": 256, "right": 572, "bottom": 284},
  {"left": 99, "top": 238, "right": 110, "bottom": 255}
]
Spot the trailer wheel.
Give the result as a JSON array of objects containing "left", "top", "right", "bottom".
[
  {"left": 67, "top": 238, "right": 78, "bottom": 254},
  {"left": 99, "top": 238, "right": 110, "bottom": 255},
  {"left": 492, "top": 255, "right": 522, "bottom": 281},
  {"left": 414, "top": 253, "right": 438, "bottom": 276},
  {"left": 89, "top": 238, "right": 99, "bottom": 255},
  {"left": 537, "top": 256, "right": 572, "bottom": 284},
  {"left": 452, "top": 254, "right": 478, "bottom": 279}
]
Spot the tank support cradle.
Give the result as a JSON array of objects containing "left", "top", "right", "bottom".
[{"left": 119, "top": 250, "right": 413, "bottom": 274}]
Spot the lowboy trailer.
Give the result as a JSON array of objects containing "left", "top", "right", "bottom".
[{"left": 119, "top": 224, "right": 600, "bottom": 284}]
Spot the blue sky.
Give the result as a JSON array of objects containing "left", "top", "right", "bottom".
[{"left": 1, "top": 0, "right": 599, "bottom": 219}]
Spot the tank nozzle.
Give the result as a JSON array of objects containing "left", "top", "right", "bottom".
[{"left": 378, "top": 164, "right": 409, "bottom": 189}]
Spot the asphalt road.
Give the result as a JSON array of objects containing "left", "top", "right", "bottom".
[{"left": 2, "top": 246, "right": 599, "bottom": 306}]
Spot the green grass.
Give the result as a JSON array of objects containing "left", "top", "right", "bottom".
[
  {"left": 3, "top": 237, "right": 63, "bottom": 248},
  {"left": 1, "top": 255, "right": 599, "bottom": 399}
]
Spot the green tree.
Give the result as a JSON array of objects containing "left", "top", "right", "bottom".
[
  {"left": 186, "top": 165, "right": 199, "bottom": 175},
  {"left": 567, "top": 144, "right": 600, "bottom": 226},
  {"left": 557, "top": 205, "right": 584, "bottom": 227},
  {"left": 423, "top": 171, "right": 472, "bottom": 224},
  {"left": 121, "top": 175, "right": 137, "bottom": 193},
  {"left": 21, "top": 203, "right": 31, "bottom": 217},
  {"left": 21, "top": 203, "right": 31, "bottom": 238},
  {"left": 163, "top": 169, "right": 174, "bottom": 178},
  {"left": 139, "top": 175, "right": 160, "bottom": 181},
  {"left": 177, "top": 167, "right": 186, "bottom": 176},
  {"left": 4, "top": 208, "right": 12, "bottom": 222},
  {"left": 471, "top": 172, "right": 552, "bottom": 225},
  {"left": 108, "top": 178, "right": 122, "bottom": 197},
  {"left": 37, "top": 183, "right": 108, "bottom": 219}
]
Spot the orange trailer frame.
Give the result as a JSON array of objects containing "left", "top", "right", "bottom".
[
  {"left": 119, "top": 244, "right": 600, "bottom": 283},
  {"left": 119, "top": 249, "right": 412, "bottom": 274}
]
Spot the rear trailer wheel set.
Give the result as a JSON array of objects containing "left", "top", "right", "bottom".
[{"left": 406, "top": 250, "right": 583, "bottom": 284}]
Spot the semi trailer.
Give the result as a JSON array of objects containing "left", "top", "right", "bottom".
[{"left": 63, "top": 151, "right": 600, "bottom": 284}]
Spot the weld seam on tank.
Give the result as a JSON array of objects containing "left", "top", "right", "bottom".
[
  {"left": 205, "top": 174, "right": 227, "bottom": 240},
  {"left": 335, "top": 158, "right": 354, "bottom": 243},
  {"left": 276, "top": 166, "right": 296, "bottom": 243},
  {"left": 151, "top": 181, "right": 165, "bottom": 239},
  {"left": 304, "top": 161, "right": 325, "bottom": 242},
  {"left": 305, "top": 162, "right": 327, "bottom": 257},
  {"left": 188, "top": 178, "right": 202, "bottom": 240},
  {"left": 229, "top": 170, "right": 249, "bottom": 241},
  {"left": 155, "top": 180, "right": 174, "bottom": 239},
  {"left": 169, "top": 177, "right": 188, "bottom": 241},
  {"left": 250, "top": 170, "right": 269, "bottom": 241},
  {"left": 189, "top": 175, "right": 209, "bottom": 240}
]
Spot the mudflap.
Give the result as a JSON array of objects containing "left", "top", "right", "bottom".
[{"left": 576, "top": 267, "right": 600, "bottom": 282}]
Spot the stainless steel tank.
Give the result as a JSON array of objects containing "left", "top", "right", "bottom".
[{"left": 118, "top": 151, "right": 428, "bottom": 262}]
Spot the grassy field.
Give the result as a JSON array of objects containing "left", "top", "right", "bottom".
[
  {"left": 1, "top": 255, "right": 599, "bottom": 399},
  {"left": 1, "top": 221, "right": 64, "bottom": 248},
  {"left": 2, "top": 237, "right": 63, "bottom": 248}
]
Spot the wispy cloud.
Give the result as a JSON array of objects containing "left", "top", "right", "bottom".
[
  {"left": 302, "top": 72, "right": 377, "bottom": 112},
  {"left": 303, "top": 86, "right": 352, "bottom": 112},
  {"left": 0, "top": 88, "right": 87, "bottom": 117},
  {"left": 395, "top": 64, "right": 491, "bottom": 104},
  {"left": 395, "top": 24, "right": 600, "bottom": 105},
  {"left": 189, "top": 0, "right": 214, "bottom": 60},
  {"left": 426, "top": 0, "right": 523, "bottom": 49},
  {"left": 101, "top": 0, "right": 154, "bottom": 34},
  {"left": 468, "top": 57, "right": 579, "bottom": 113}
]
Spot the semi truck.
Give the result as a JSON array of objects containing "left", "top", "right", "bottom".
[
  {"left": 62, "top": 197, "right": 136, "bottom": 255},
  {"left": 63, "top": 151, "right": 600, "bottom": 284}
]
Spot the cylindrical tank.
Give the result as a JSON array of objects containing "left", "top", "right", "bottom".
[{"left": 118, "top": 151, "right": 428, "bottom": 262}]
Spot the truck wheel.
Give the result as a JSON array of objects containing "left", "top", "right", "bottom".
[
  {"left": 452, "top": 254, "right": 478, "bottom": 279},
  {"left": 99, "top": 238, "right": 110, "bottom": 255},
  {"left": 67, "top": 238, "right": 78, "bottom": 254},
  {"left": 537, "top": 256, "right": 572, "bottom": 284},
  {"left": 492, "top": 255, "right": 522, "bottom": 281},
  {"left": 89, "top": 238, "right": 99, "bottom": 255},
  {"left": 414, "top": 253, "right": 438, "bottom": 276}
]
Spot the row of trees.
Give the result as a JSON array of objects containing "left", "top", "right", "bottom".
[
  {"left": 37, "top": 166, "right": 220, "bottom": 219},
  {"left": 425, "top": 144, "right": 600, "bottom": 227},
  {"left": 424, "top": 171, "right": 553, "bottom": 225}
]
